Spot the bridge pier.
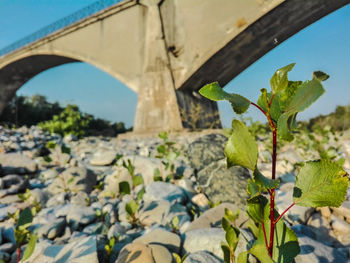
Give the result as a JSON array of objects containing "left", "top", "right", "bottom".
[{"left": 133, "top": 0, "right": 183, "bottom": 133}]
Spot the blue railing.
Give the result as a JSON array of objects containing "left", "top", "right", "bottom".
[{"left": 0, "top": 0, "right": 124, "bottom": 56}]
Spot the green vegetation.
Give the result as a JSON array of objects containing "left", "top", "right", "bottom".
[
  {"left": 199, "top": 64, "right": 349, "bottom": 262},
  {"left": 0, "top": 94, "right": 128, "bottom": 136},
  {"left": 8, "top": 207, "right": 37, "bottom": 263},
  {"left": 154, "top": 132, "right": 183, "bottom": 182}
]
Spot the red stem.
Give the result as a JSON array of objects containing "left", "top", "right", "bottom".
[
  {"left": 262, "top": 221, "right": 269, "bottom": 249},
  {"left": 274, "top": 202, "right": 295, "bottom": 224},
  {"left": 17, "top": 247, "right": 21, "bottom": 263},
  {"left": 268, "top": 130, "right": 277, "bottom": 257}
]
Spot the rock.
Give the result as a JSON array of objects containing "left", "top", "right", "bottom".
[
  {"left": 89, "top": 149, "right": 117, "bottom": 166},
  {"left": 66, "top": 205, "right": 97, "bottom": 230},
  {"left": 182, "top": 228, "right": 225, "bottom": 259},
  {"left": 191, "top": 194, "right": 209, "bottom": 210},
  {"left": 36, "top": 217, "right": 66, "bottom": 239},
  {"left": 0, "top": 243, "right": 15, "bottom": 254},
  {"left": 116, "top": 242, "right": 155, "bottom": 263},
  {"left": 139, "top": 200, "right": 190, "bottom": 227},
  {"left": 331, "top": 215, "right": 350, "bottom": 235},
  {"left": 0, "top": 174, "right": 29, "bottom": 198},
  {"left": 102, "top": 167, "right": 133, "bottom": 198},
  {"left": 143, "top": 182, "right": 186, "bottom": 204},
  {"left": 71, "top": 191, "right": 89, "bottom": 206},
  {"left": 148, "top": 244, "right": 173, "bottom": 263},
  {"left": 332, "top": 200, "right": 350, "bottom": 222},
  {"left": 0, "top": 204, "right": 17, "bottom": 221},
  {"left": 108, "top": 222, "right": 132, "bottom": 239},
  {"left": 294, "top": 235, "right": 348, "bottom": 263},
  {"left": 39, "top": 169, "right": 58, "bottom": 181},
  {"left": 48, "top": 167, "right": 96, "bottom": 194},
  {"left": 183, "top": 251, "right": 224, "bottom": 263},
  {"left": 196, "top": 159, "right": 249, "bottom": 206},
  {"left": 0, "top": 153, "right": 37, "bottom": 174},
  {"left": 186, "top": 203, "right": 246, "bottom": 232},
  {"left": 134, "top": 228, "right": 181, "bottom": 253},
  {"left": 307, "top": 213, "right": 334, "bottom": 246},
  {"left": 24, "top": 236, "right": 99, "bottom": 263},
  {"left": 187, "top": 133, "right": 226, "bottom": 171},
  {"left": 27, "top": 188, "right": 49, "bottom": 206}
]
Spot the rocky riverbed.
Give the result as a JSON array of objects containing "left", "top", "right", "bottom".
[{"left": 0, "top": 125, "right": 350, "bottom": 262}]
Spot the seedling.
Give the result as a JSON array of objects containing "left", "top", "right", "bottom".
[
  {"left": 154, "top": 132, "right": 183, "bottom": 182},
  {"left": 199, "top": 64, "right": 349, "bottom": 262},
  {"left": 8, "top": 207, "right": 37, "bottom": 263},
  {"left": 17, "top": 189, "right": 42, "bottom": 216}
]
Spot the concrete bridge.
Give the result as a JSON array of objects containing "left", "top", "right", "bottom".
[{"left": 0, "top": 0, "right": 348, "bottom": 133}]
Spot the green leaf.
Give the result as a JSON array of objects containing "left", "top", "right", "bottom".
[
  {"left": 225, "top": 119, "right": 258, "bottom": 170},
  {"left": 249, "top": 243, "right": 274, "bottom": 263},
  {"left": 237, "top": 251, "right": 248, "bottom": 263},
  {"left": 251, "top": 202, "right": 300, "bottom": 263},
  {"left": 21, "top": 234, "right": 37, "bottom": 261},
  {"left": 224, "top": 208, "right": 240, "bottom": 223},
  {"left": 199, "top": 82, "right": 232, "bottom": 101},
  {"left": 125, "top": 200, "right": 139, "bottom": 216},
  {"left": 246, "top": 195, "right": 268, "bottom": 223},
  {"left": 257, "top": 88, "right": 269, "bottom": 112},
  {"left": 119, "top": 181, "right": 131, "bottom": 196},
  {"left": 158, "top": 131, "right": 168, "bottom": 141},
  {"left": 221, "top": 242, "right": 232, "bottom": 263},
  {"left": 221, "top": 217, "right": 231, "bottom": 232},
  {"left": 277, "top": 79, "right": 325, "bottom": 141},
  {"left": 172, "top": 253, "right": 182, "bottom": 263},
  {"left": 293, "top": 160, "right": 349, "bottom": 207},
  {"left": 171, "top": 216, "right": 180, "bottom": 228},
  {"left": 313, "top": 71, "right": 329, "bottom": 81},
  {"left": 247, "top": 179, "right": 260, "bottom": 197},
  {"left": 17, "top": 207, "right": 33, "bottom": 229},
  {"left": 132, "top": 175, "right": 144, "bottom": 187},
  {"left": 270, "top": 63, "right": 295, "bottom": 93},
  {"left": 199, "top": 82, "right": 250, "bottom": 114},
  {"left": 253, "top": 169, "right": 280, "bottom": 190},
  {"left": 61, "top": 145, "right": 71, "bottom": 154},
  {"left": 226, "top": 227, "right": 239, "bottom": 249},
  {"left": 136, "top": 188, "right": 145, "bottom": 201}
]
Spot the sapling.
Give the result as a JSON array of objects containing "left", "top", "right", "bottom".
[
  {"left": 8, "top": 207, "right": 37, "bottom": 263},
  {"left": 199, "top": 63, "right": 350, "bottom": 262}
]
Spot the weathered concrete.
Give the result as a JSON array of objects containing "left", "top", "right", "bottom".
[{"left": 0, "top": 0, "right": 348, "bottom": 132}]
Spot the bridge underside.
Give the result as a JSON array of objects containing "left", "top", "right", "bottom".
[
  {"left": 0, "top": 55, "right": 77, "bottom": 114},
  {"left": 0, "top": 0, "right": 349, "bottom": 133},
  {"left": 179, "top": 0, "right": 350, "bottom": 91}
]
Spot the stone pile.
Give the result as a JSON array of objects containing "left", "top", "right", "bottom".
[{"left": 0, "top": 125, "right": 349, "bottom": 262}]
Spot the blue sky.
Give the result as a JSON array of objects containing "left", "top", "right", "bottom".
[{"left": 0, "top": 1, "right": 349, "bottom": 128}]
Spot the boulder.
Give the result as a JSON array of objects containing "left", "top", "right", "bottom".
[
  {"left": 196, "top": 159, "right": 250, "bottom": 206},
  {"left": 0, "top": 153, "right": 37, "bottom": 174}
]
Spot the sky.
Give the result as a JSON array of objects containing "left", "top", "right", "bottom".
[{"left": 0, "top": 1, "right": 349, "bottom": 128}]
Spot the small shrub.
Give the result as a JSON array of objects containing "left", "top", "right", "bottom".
[{"left": 199, "top": 64, "right": 349, "bottom": 262}]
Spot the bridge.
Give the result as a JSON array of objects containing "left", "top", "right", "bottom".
[{"left": 0, "top": 0, "right": 348, "bottom": 133}]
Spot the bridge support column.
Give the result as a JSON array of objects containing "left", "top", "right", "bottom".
[{"left": 133, "top": 0, "right": 183, "bottom": 133}]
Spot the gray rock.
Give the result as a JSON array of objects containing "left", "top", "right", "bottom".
[
  {"left": 39, "top": 169, "right": 58, "bottom": 181},
  {"left": 71, "top": 191, "right": 89, "bottom": 206},
  {"left": 83, "top": 222, "right": 108, "bottom": 235},
  {"left": 116, "top": 242, "right": 157, "bottom": 263},
  {"left": 0, "top": 243, "right": 15, "bottom": 253},
  {"left": 295, "top": 235, "right": 348, "bottom": 263},
  {"left": 134, "top": 227, "right": 181, "bottom": 253},
  {"left": 0, "top": 153, "right": 37, "bottom": 174},
  {"left": 331, "top": 215, "right": 350, "bottom": 235},
  {"left": 23, "top": 236, "right": 99, "bottom": 263},
  {"left": 186, "top": 203, "right": 246, "bottom": 232},
  {"left": 187, "top": 133, "right": 226, "bottom": 171},
  {"left": 183, "top": 251, "right": 224, "bottom": 263},
  {"left": 0, "top": 204, "right": 17, "bottom": 221},
  {"left": 197, "top": 159, "right": 249, "bottom": 206},
  {"left": 48, "top": 167, "right": 96, "bottom": 194},
  {"left": 66, "top": 205, "right": 97, "bottom": 230},
  {"left": 182, "top": 228, "right": 225, "bottom": 259},
  {"left": 148, "top": 244, "right": 173, "bottom": 263},
  {"left": 36, "top": 217, "right": 66, "bottom": 239},
  {"left": 139, "top": 200, "right": 190, "bottom": 227},
  {"left": 144, "top": 182, "right": 186, "bottom": 204},
  {"left": 89, "top": 149, "right": 117, "bottom": 166},
  {"left": 0, "top": 174, "right": 29, "bottom": 198},
  {"left": 108, "top": 222, "right": 132, "bottom": 239}
]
